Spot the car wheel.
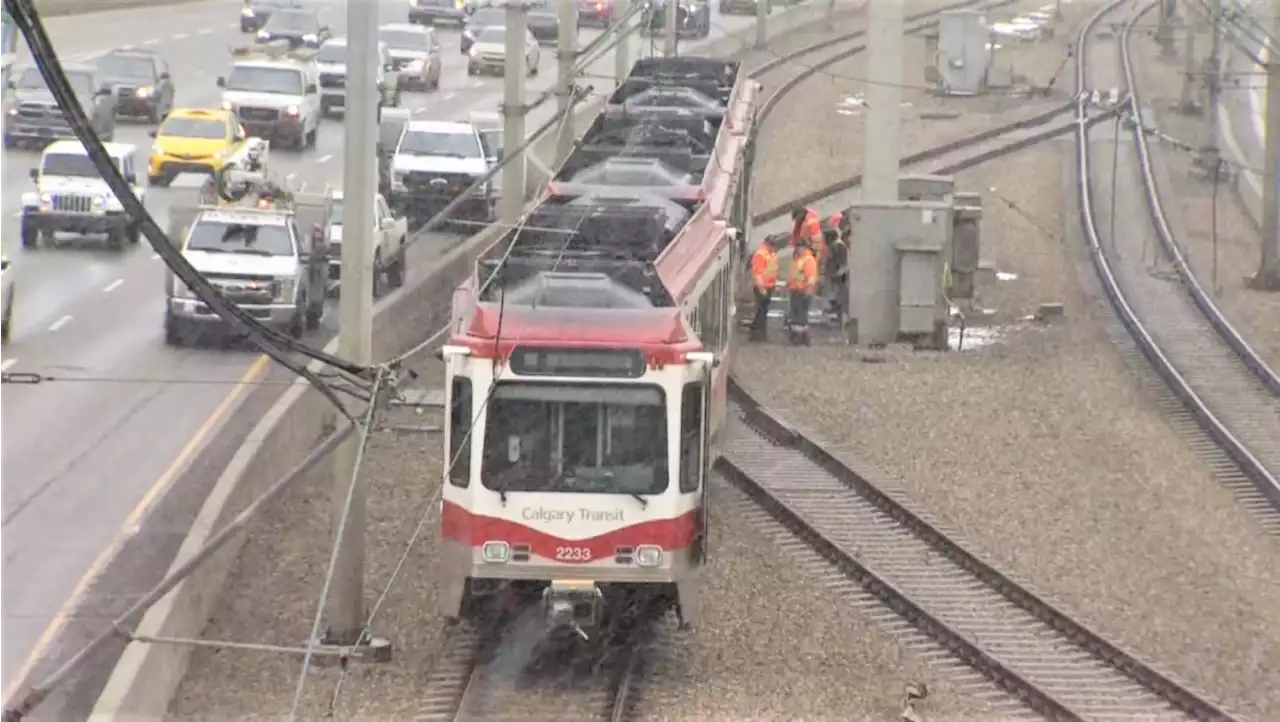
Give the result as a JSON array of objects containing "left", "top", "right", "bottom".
[
  {"left": 1, "top": 294, "right": 12, "bottom": 344},
  {"left": 126, "top": 223, "right": 141, "bottom": 244},
  {"left": 305, "top": 297, "right": 323, "bottom": 330},
  {"left": 386, "top": 242, "right": 406, "bottom": 288},
  {"left": 163, "top": 313, "right": 185, "bottom": 347},
  {"left": 20, "top": 217, "right": 39, "bottom": 249}
]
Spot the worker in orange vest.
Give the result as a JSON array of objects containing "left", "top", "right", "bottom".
[
  {"left": 749, "top": 236, "right": 779, "bottom": 342},
  {"left": 786, "top": 237, "right": 819, "bottom": 346},
  {"left": 789, "top": 205, "right": 826, "bottom": 259}
]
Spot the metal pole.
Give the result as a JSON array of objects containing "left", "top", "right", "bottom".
[
  {"left": 664, "top": 0, "right": 678, "bottom": 56},
  {"left": 326, "top": 0, "right": 379, "bottom": 646},
  {"left": 1253, "top": 0, "right": 1280, "bottom": 289},
  {"left": 615, "top": 0, "right": 631, "bottom": 85},
  {"left": 1204, "top": 0, "right": 1222, "bottom": 157},
  {"left": 755, "top": 0, "right": 768, "bottom": 50},
  {"left": 501, "top": 1, "right": 529, "bottom": 224},
  {"left": 863, "top": 0, "right": 904, "bottom": 203},
  {"left": 555, "top": 0, "right": 578, "bottom": 166},
  {"left": 1179, "top": 19, "right": 1197, "bottom": 111}
]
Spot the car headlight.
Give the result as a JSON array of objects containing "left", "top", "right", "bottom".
[
  {"left": 407, "top": 58, "right": 425, "bottom": 70},
  {"left": 635, "top": 545, "right": 663, "bottom": 567},
  {"left": 6, "top": 108, "right": 17, "bottom": 116},
  {"left": 92, "top": 195, "right": 106, "bottom": 207},
  {"left": 221, "top": 99, "right": 233, "bottom": 111},
  {"left": 302, "top": 33, "right": 318, "bottom": 43},
  {"left": 284, "top": 104, "right": 300, "bottom": 116},
  {"left": 257, "top": 30, "right": 269, "bottom": 39},
  {"left": 481, "top": 541, "right": 510, "bottom": 563},
  {"left": 39, "top": 193, "right": 51, "bottom": 204},
  {"left": 276, "top": 277, "right": 295, "bottom": 301},
  {"left": 468, "top": 47, "right": 479, "bottom": 58},
  {"left": 135, "top": 86, "right": 154, "bottom": 98},
  {"left": 241, "top": 7, "right": 255, "bottom": 16}
]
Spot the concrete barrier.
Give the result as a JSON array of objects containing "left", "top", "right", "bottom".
[{"left": 88, "top": 5, "right": 859, "bottom": 719}]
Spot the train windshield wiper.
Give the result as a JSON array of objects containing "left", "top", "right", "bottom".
[{"left": 629, "top": 493, "right": 648, "bottom": 509}]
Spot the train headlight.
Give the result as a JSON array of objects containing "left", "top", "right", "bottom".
[
  {"left": 481, "top": 541, "right": 510, "bottom": 563},
  {"left": 635, "top": 545, "right": 663, "bottom": 567}
]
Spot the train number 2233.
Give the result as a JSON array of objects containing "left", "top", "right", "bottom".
[{"left": 555, "top": 546, "right": 592, "bottom": 561}]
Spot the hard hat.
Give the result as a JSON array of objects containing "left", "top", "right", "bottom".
[{"left": 790, "top": 205, "right": 807, "bottom": 222}]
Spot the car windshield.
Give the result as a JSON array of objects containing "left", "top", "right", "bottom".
[
  {"left": 97, "top": 54, "right": 153, "bottom": 80},
  {"left": 317, "top": 42, "right": 346, "bottom": 63},
  {"left": 379, "top": 29, "right": 423, "bottom": 49},
  {"left": 475, "top": 26, "right": 505, "bottom": 43},
  {"left": 469, "top": 9, "right": 504, "bottom": 26},
  {"left": 42, "top": 153, "right": 117, "bottom": 178},
  {"left": 64, "top": 71, "right": 95, "bottom": 98},
  {"left": 478, "top": 129, "right": 502, "bottom": 159},
  {"left": 481, "top": 384, "right": 668, "bottom": 495},
  {"left": 16, "top": 68, "right": 47, "bottom": 90},
  {"left": 226, "top": 66, "right": 304, "bottom": 95},
  {"left": 398, "top": 130, "right": 481, "bottom": 158},
  {"left": 263, "top": 10, "right": 318, "bottom": 33},
  {"left": 326, "top": 198, "right": 343, "bottom": 225},
  {"left": 186, "top": 220, "right": 295, "bottom": 256},
  {"left": 160, "top": 116, "right": 227, "bottom": 139}
]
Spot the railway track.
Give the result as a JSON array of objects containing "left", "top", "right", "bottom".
[
  {"left": 408, "top": 3, "right": 1053, "bottom": 718},
  {"left": 717, "top": 378, "right": 1240, "bottom": 721},
  {"left": 1074, "top": 0, "right": 1280, "bottom": 529}
]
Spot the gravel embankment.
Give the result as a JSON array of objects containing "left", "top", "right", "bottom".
[
  {"left": 1127, "top": 27, "right": 1280, "bottom": 373},
  {"left": 735, "top": 9, "right": 1280, "bottom": 722},
  {"left": 163, "top": 6, "right": 1005, "bottom": 719}
]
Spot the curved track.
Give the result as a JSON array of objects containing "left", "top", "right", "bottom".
[{"left": 1073, "top": 0, "right": 1280, "bottom": 529}]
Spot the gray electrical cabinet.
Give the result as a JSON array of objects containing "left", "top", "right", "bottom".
[
  {"left": 847, "top": 201, "right": 953, "bottom": 349},
  {"left": 935, "top": 9, "right": 991, "bottom": 96}
]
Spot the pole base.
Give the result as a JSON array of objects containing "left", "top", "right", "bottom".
[
  {"left": 310, "top": 633, "right": 394, "bottom": 666},
  {"left": 1247, "top": 268, "right": 1280, "bottom": 292}
]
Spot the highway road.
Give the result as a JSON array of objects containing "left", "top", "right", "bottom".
[{"left": 0, "top": 0, "right": 776, "bottom": 703}]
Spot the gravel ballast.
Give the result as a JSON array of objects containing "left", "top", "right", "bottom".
[
  {"left": 159, "top": 6, "right": 1010, "bottom": 720},
  {"left": 735, "top": 10, "right": 1280, "bottom": 720}
]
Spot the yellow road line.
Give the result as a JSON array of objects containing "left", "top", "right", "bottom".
[{"left": 1, "top": 352, "right": 271, "bottom": 705}]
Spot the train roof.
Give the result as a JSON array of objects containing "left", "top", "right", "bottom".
[{"left": 452, "top": 56, "right": 757, "bottom": 350}]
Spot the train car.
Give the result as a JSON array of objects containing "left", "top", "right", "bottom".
[{"left": 437, "top": 56, "right": 759, "bottom": 637}]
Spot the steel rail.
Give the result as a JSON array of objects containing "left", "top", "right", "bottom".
[
  {"left": 1073, "top": 0, "right": 1280, "bottom": 517},
  {"left": 721, "top": 376, "right": 1240, "bottom": 720}
]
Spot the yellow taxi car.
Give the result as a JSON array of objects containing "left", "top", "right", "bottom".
[{"left": 147, "top": 108, "right": 250, "bottom": 187}]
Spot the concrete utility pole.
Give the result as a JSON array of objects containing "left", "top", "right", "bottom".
[
  {"left": 554, "top": 0, "right": 579, "bottom": 166},
  {"left": 755, "top": 0, "right": 768, "bottom": 50},
  {"left": 1252, "top": 0, "right": 1280, "bottom": 289},
  {"left": 615, "top": 0, "right": 631, "bottom": 86},
  {"left": 664, "top": 0, "right": 679, "bottom": 56},
  {"left": 1203, "top": 0, "right": 1223, "bottom": 157},
  {"left": 325, "top": 0, "right": 379, "bottom": 646},
  {"left": 501, "top": 1, "right": 529, "bottom": 224},
  {"left": 862, "top": 0, "right": 905, "bottom": 202}
]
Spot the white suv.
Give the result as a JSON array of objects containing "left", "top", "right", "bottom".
[{"left": 20, "top": 140, "right": 146, "bottom": 250}]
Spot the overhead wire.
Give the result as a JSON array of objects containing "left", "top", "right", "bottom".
[{"left": 3, "top": 0, "right": 372, "bottom": 418}]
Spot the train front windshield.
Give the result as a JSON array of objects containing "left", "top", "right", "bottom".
[{"left": 482, "top": 383, "right": 668, "bottom": 495}]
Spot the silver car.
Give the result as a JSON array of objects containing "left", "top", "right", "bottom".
[
  {"left": 466, "top": 25, "right": 540, "bottom": 77},
  {"left": 379, "top": 23, "right": 443, "bottom": 91}
]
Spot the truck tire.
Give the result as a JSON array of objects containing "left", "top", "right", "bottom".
[
  {"left": 107, "top": 227, "right": 126, "bottom": 250},
  {"left": 386, "top": 242, "right": 406, "bottom": 289},
  {"left": 20, "top": 217, "right": 40, "bottom": 249},
  {"left": 305, "top": 299, "right": 323, "bottom": 330},
  {"left": 371, "top": 250, "right": 386, "bottom": 298},
  {"left": 306, "top": 127, "right": 318, "bottom": 148},
  {"left": 126, "top": 223, "right": 141, "bottom": 245},
  {"left": 2, "top": 290, "right": 14, "bottom": 344},
  {"left": 163, "top": 313, "right": 185, "bottom": 347}
]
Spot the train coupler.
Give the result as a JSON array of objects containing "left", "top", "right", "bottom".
[{"left": 543, "top": 580, "right": 603, "bottom": 638}]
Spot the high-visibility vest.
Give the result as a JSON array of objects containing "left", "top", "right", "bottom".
[
  {"left": 790, "top": 209, "right": 823, "bottom": 248},
  {"left": 788, "top": 249, "right": 818, "bottom": 294},
  {"left": 751, "top": 246, "right": 778, "bottom": 291}
]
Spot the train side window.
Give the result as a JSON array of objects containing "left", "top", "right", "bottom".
[
  {"left": 679, "top": 382, "right": 703, "bottom": 493},
  {"left": 448, "top": 378, "right": 473, "bottom": 488}
]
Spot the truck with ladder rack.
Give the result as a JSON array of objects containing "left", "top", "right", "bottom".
[
  {"left": 162, "top": 166, "right": 329, "bottom": 345},
  {"left": 436, "top": 55, "right": 759, "bottom": 638}
]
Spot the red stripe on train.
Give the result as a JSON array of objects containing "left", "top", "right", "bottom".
[{"left": 441, "top": 501, "right": 699, "bottom": 563}]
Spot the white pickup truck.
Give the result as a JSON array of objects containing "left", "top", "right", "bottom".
[{"left": 321, "top": 190, "right": 409, "bottom": 296}]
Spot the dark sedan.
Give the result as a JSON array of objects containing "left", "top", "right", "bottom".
[
  {"left": 526, "top": 2, "right": 570, "bottom": 44},
  {"left": 96, "top": 49, "right": 174, "bottom": 123},
  {"left": 409, "top": 0, "right": 468, "bottom": 27},
  {"left": 254, "top": 8, "right": 331, "bottom": 48}
]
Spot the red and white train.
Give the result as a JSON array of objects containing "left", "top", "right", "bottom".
[{"left": 437, "top": 56, "right": 759, "bottom": 634}]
